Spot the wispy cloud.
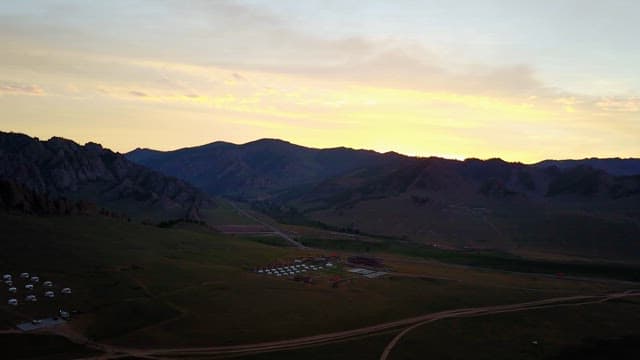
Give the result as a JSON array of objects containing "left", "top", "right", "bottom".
[
  {"left": 0, "top": 1, "right": 638, "bottom": 160},
  {"left": 129, "top": 90, "right": 148, "bottom": 97},
  {"left": 595, "top": 97, "right": 640, "bottom": 113},
  {"left": 0, "top": 81, "right": 44, "bottom": 96}
]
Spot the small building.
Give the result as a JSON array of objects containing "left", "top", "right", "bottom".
[
  {"left": 347, "top": 256, "right": 384, "bottom": 268},
  {"left": 25, "top": 284, "right": 34, "bottom": 290},
  {"left": 8, "top": 299, "right": 18, "bottom": 306},
  {"left": 43, "top": 281, "right": 53, "bottom": 287},
  {"left": 61, "top": 288, "right": 72, "bottom": 294},
  {"left": 8, "top": 287, "right": 17, "bottom": 293}
]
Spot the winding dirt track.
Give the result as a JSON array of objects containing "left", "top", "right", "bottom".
[
  {"left": 379, "top": 290, "right": 640, "bottom": 360},
  {"left": 227, "top": 201, "right": 306, "bottom": 248},
  {"left": 68, "top": 290, "right": 640, "bottom": 359}
]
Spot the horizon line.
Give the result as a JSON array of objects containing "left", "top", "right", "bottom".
[{"left": 3, "top": 130, "right": 639, "bottom": 165}]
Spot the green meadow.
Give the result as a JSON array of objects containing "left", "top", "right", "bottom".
[{"left": 0, "top": 213, "right": 637, "bottom": 358}]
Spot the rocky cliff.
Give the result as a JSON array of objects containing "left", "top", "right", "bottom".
[{"left": 0, "top": 132, "right": 211, "bottom": 221}]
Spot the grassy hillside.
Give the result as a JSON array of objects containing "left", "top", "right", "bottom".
[
  {"left": 306, "top": 194, "right": 640, "bottom": 260},
  {"left": 391, "top": 298, "right": 640, "bottom": 360},
  {"left": 237, "top": 300, "right": 640, "bottom": 360}
]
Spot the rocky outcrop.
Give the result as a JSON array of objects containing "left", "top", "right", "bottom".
[{"left": 0, "top": 132, "right": 211, "bottom": 220}]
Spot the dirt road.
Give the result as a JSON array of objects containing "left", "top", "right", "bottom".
[
  {"left": 227, "top": 201, "right": 306, "bottom": 248},
  {"left": 379, "top": 290, "right": 640, "bottom": 360},
  {"left": 64, "top": 290, "right": 638, "bottom": 359}
]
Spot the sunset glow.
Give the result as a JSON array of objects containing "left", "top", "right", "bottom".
[{"left": 1, "top": 1, "right": 638, "bottom": 162}]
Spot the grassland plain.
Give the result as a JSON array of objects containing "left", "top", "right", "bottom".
[
  {"left": 0, "top": 332, "right": 101, "bottom": 359},
  {"left": 233, "top": 299, "right": 640, "bottom": 360},
  {"left": 199, "top": 200, "right": 259, "bottom": 226},
  {"left": 0, "top": 213, "right": 636, "bottom": 356},
  {"left": 297, "top": 236, "right": 640, "bottom": 282},
  {"left": 387, "top": 298, "right": 640, "bottom": 360}
]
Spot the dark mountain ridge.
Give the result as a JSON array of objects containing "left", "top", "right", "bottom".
[
  {"left": 535, "top": 158, "right": 640, "bottom": 177},
  {"left": 127, "top": 138, "right": 640, "bottom": 260},
  {"left": 127, "top": 138, "right": 409, "bottom": 199},
  {"left": 0, "top": 131, "right": 211, "bottom": 221},
  {"left": 127, "top": 139, "right": 640, "bottom": 202}
]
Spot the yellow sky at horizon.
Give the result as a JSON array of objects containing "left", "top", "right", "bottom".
[
  {"left": 1, "top": 1, "right": 639, "bottom": 163},
  {"left": 1, "top": 58, "right": 638, "bottom": 163}
]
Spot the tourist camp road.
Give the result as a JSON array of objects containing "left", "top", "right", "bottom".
[
  {"left": 227, "top": 201, "right": 306, "bottom": 248},
  {"left": 378, "top": 289, "right": 640, "bottom": 360},
  {"left": 63, "top": 290, "right": 640, "bottom": 359}
]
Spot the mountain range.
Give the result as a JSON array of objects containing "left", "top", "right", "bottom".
[
  {"left": 127, "top": 139, "right": 640, "bottom": 200},
  {"left": 534, "top": 158, "right": 640, "bottom": 177},
  {"left": 2, "top": 131, "right": 639, "bottom": 260},
  {"left": 127, "top": 139, "right": 640, "bottom": 260},
  {"left": 126, "top": 139, "right": 407, "bottom": 199}
]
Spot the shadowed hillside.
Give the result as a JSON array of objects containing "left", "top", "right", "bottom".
[
  {"left": 127, "top": 139, "right": 408, "bottom": 199},
  {"left": 536, "top": 158, "right": 640, "bottom": 177},
  {"left": 128, "top": 139, "right": 640, "bottom": 260},
  {"left": 0, "top": 179, "right": 99, "bottom": 215},
  {"left": 0, "top": 132, "right": 212, "bottom": 221}
]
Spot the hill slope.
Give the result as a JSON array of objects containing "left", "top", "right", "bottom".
[
  {"left": 0, "top": 179, "right": 100, "bottom": 216},
  {"left": 127, "top": 139, "right": 640, "bottom": 260},
  {"left": 295, "top": 158, "right": 640, "bottom": 259},
  {"left": 0, "top": 132, "right": 211, "bottom": 221},
  {"left": 127, "top": 139, "right": 406, "bottom": 199},
  {"left": 535, "top": 158, "right": 640, "bottom": 177}
]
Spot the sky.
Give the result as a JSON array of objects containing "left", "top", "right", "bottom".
[{"left": 0, "top": 0, "right": 638, "bottom": 162}]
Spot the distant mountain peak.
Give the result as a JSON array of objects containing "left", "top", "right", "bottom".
[{"left": 245, "top": 138, "right": 293, "bottom": 145}]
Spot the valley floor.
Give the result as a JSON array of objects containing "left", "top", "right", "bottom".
[{"left": 1, "top": 213, "right": 639, "bottom": 359}]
